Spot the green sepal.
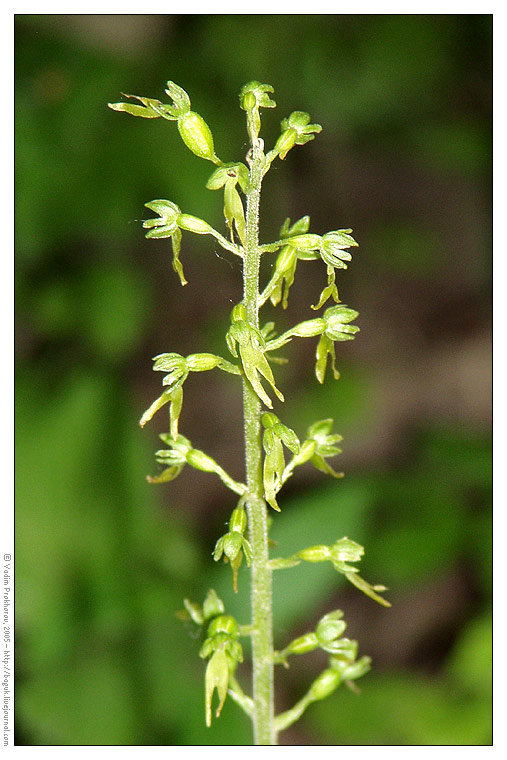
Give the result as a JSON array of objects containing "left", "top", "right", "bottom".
[
  {"left": 164, "top": 81, "right": 191, "bottom": 116},
  {"left": 146, "top": 464, "right": 184, "bottom": 484},
  {"left": 315, "top": 611, "right": 347, "bottom": 653},
  {"left": 183, "top": 598, "right": 204, "bottom": 626},
  {"left": 280, "top": 215, "right": 311, "bottom": 238},
  {"left": 202, "top": 589, "right": 225, "bottom": 621},
  {"left": 107, "top": 101, "right": 162, "bottom": 118},
  {"left": 108, "top": 94, "right": 176, "bottom": 119}
]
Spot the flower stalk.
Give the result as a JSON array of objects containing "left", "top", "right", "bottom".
[{"left": 242, "top": 141, "right": 276, "bottom": 745}]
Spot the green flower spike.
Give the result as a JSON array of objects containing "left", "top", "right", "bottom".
[
  {"left": 226, "top": 303, "right": 284, "bottom": 409},
  {"left": 274, "top": 111, "right": 322, "bottom": 160},
  {"left": 261, "top": 413, "right": 300, "bottom": 511}
]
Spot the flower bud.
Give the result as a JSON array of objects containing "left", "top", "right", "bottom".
[
  {"left": 308, "top": 668, "right": 342, "bottom": 701},
  {"left": 330, "top": 537, "right": 364, "bottom": 564},
  {"left": 177, "top": 214, "right": 212, "bottom": 234},
  {"left": 241, "top": 90, "right": 256, "bottom": 111},
  {"left": 316, "top": 612, "right": 347, "bottom": 645},
  {"left": 297, "top": 545, "right": 331, "bottom": 562},
  {"left": 177, "top": 111, "right": 218, "bottom": 162}
]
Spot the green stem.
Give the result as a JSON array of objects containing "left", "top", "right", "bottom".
[{"left": 243, "top": 144, "right": 276, "bottom": 746}]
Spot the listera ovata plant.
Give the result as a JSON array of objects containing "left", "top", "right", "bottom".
[{"left": 109, "top": 80, "right": 390, "bottom": 745}]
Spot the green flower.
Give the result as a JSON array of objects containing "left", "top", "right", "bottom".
[
  {"left": 143, "top": 200, "right": 186, "bottom": 285},
  {"left": 275, "top": 111, "right": 322, "bottom": 160},
  {"left": 206, "top": 163, "right": 249, "bottom": 246},
  {"left": 262, "top": 216, "right": 314, "bottom": 309},
  {"left": 214, "top": 503, "right": 253, "bottom": 592},
  {"left": 315, "top": 305, "right": 360, "bottom": 383},
  {"left": 319, "top": 229, "right": 358, "bottom": 270},
  {"left": 240, "top": 81, "right": 276, "bottom": 144},
  {"left": 262, "top": 413, "right": 300, "bottom": 510},
  {"left": 226, "top": 304, "right": 284, "bottom": 409},
  {"left": 200, "top": 614, "right": 243, "bottom": 726}
]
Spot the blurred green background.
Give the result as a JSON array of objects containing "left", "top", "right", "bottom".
[{"left": 15, "top": 14, "right": 492, "bottom": 746}]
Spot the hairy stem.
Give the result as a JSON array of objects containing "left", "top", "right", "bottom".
[{"left": 243, "top": 144, "right": 276, "bottom": 745}]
